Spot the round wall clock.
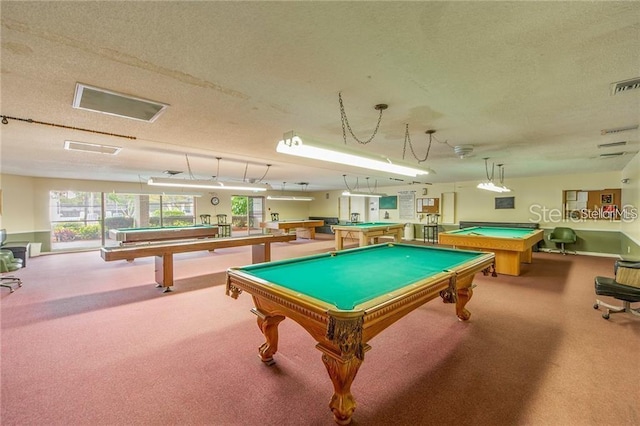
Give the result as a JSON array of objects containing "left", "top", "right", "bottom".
[{"left": 210, "top": 196, "right": 220, "bottom": 206}]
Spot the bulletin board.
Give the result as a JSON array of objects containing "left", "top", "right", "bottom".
[
  {"left": 563, "top": 188, "right": 621, "bottom": 220},
  {"left": 416, "top": 197, "right": 439, "bottom": 214}
]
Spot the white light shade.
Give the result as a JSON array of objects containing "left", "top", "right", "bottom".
[
  {"left": 148, "top": 177, "right": 270, "bottom": 192},
  {"left": 266, "top": 195, "right": 315, "bottom": 201},
  {"left": 477, "top": 182, "right": 511, "bottom": 193},
  {"left": 342, "top": 190, "right": 387, "bottom": 198},
  {"left": 276, "top": 135, "right": 430, "bottom": 177}
]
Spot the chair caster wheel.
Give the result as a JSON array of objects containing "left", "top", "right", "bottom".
[
  {"left": 593, "top": 303, "right": 599, "bottom": 309},
  {"left": 602, "top": 313, "right": 610, "bottom": 320}
]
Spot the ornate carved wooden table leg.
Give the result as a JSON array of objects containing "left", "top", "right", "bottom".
[
  {"left": 439, "top": 274, "right": 474, "bottom": 321},
  {"left": 317, "top": 312, "right": 368, "bottom": 424},
  {"left": 318, "top": 348, "right": 363, "bottom": 425},
  {"left": 455, "top": 286, "right": 473, "bottom": 321},
  {"left": 251, "top": 308, "right": 285, "bottom": 366}
]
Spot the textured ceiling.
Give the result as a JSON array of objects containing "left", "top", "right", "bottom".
[{"left": 1, "top": 1, "right": 639, "bottom": 191}]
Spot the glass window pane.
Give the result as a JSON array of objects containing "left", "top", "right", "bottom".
[{"left": 50, "top": 191, "right": 102, "bottom": 251}]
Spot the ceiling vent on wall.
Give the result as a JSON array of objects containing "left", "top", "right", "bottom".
[
  {"left": 64, "top": 140, "right": 121, "bottom": 155},
  {"left": 72, "top": 83, "right": 169, "bottom": 122},
  {"left": 600, "top": 125, "right": 639, "bottom": 135},
  {"left": 597, "top": 141, "right": 627, "bottom": 149},
  {"left": 610, "top": 77, "right": 640, "bottom": 95}
]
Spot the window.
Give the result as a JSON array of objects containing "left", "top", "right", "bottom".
[{"left": 50, "top": 191, "right": 196, "bottom": 250}]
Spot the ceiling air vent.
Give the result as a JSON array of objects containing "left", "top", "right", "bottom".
[
  {"left": 64, "top": 140, "right": 121, "bottom": 155},
  {"left": 611, "top": 77, "right": 640, "bottom": 95},
  {"left": 597, "top": 141, "right": 627, "bottom": 149},
  {"left": 600, "top": 125, "right": 639, "bottom": 135},
  {"left": 599, "top": 152, "right": 625, "bottom": 158},
  {"left": 73, "top": 83, "right": 168, "bottom": 122}
]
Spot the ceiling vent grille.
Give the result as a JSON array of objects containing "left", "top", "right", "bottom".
[
  {"left": 611, "top": 77, "right": 640, "bottom": 95},
  {"left": 597, "top": 141, "right": 627, "bottom": 148},
  {"left": 599, "top": 152, "right": 625, "bottom": 158},
  {"left": 601, "top": 125, "right": 639, "bottom": 135},
  {"left": 64, "top": 140, "right": 121, "bottom": 155},
  {"left": 72, "top": 83, "right": 168, "bottom": 122}
]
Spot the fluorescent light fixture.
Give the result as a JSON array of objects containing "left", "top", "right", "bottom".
[
  {"left": 148, "top": 177, "right": 270, "bottom": 192},
  {"left": 342, "top": 191, "right": 387, "bottom": 198},
  {"left": 476, "top": 182, "right": 511, "bottom": 193},
  {"left": 64, "top": 140, "right": 121, "bottom": 155},
  {"left": 267, "top": 195, "right": 315, "bottom": 201},
  {"left": 276, "top": 133, "right": 430, "bottom": 177}
]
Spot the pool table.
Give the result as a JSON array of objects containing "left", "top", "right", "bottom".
[
  {"left": 226, "top": 243, "right": 495, "bottom": 424},
  {"left": 438, "top": 226, "right": 544, "bottom": 276},
  {"left": 260, "top": 219, "right": 325, "bottom": 239},
  {"left": 109, "top": 225, "right": 218, "bottom": 245},
  {"left": 331, "top": 222, "right": 405, "bottom": 250}
]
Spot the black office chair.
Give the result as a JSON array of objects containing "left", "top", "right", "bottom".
[
  {"left": 0, "top": 249, "right": 23, "bottom": 293},
  {"left": 594, "top": 260, "right": 640, "bottom": 320},
  {"left": 549, "top": 227, "right": 577, "bottom": 255}
]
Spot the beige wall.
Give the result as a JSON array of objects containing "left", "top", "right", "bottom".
[
  {"left": 304, "top": 169, "right": 634, "bottom": 235},
  {"left": 1, "top": 163, "right": 638, "bottom": 250},
  {"left": 620, "top": 152, "right": 640, "bottom": 245}
]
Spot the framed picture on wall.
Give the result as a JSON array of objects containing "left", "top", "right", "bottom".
[
  {"left": 495, "top": 196, "right": 515, "bottom": 209},
  {"left": 601, "top": 193, "right": 613, "bottom": 204}
]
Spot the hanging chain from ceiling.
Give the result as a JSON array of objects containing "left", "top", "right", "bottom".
[
  {"left": 402, "top": 125, "right": 435, "bottom": 163},
  {"left": 343, "top": 174, "right": 356, "bottom": 192},
  {"left": 483, "top": 157, "right": 495, "bottom": 181},
  {"left": 365, "top": 177, "right": 379, "bottom": 193},
  {"left": 213, "top": 157, "right": 271, "bottom": 183},
  {"left": 497, "top": 163, "right": 506, "bottom": 185},
  {"left": 339, "top": 92, "right": 388, "bottom": 145}
]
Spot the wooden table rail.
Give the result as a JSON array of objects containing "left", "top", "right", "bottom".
[{"left": 101, "top": 234, "right": 296, "bottom": 292}]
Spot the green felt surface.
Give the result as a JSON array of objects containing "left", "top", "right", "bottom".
[
  {"left": 238, "top": 244, "right": 484, "bottom": 310},
  {"left": 447, "top": 227, "right": 534, "bottom": 238}
]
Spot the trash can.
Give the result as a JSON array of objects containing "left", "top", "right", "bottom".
[
  {"left": 30, "top": 242, "right": 42, "bottom": 257},
  {"left": 403, "top": 223, "right": 415, "bottom": 241}
]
